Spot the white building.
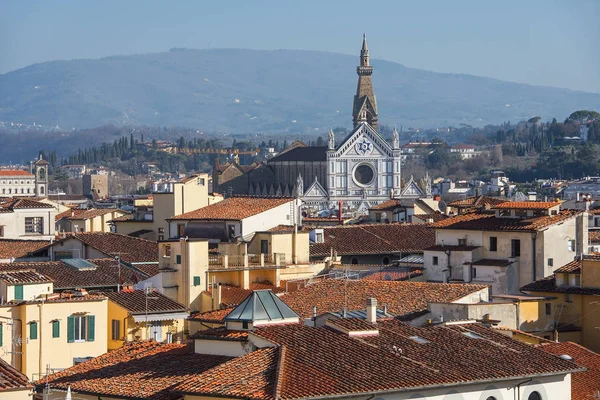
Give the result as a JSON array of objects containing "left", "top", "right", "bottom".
[{"left": 0, "top": 198, "right": 57, "bottom": 240}]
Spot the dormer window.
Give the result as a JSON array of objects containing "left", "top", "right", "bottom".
[{"left": 458, "top": 238, "right": 467, "bottom": 246}]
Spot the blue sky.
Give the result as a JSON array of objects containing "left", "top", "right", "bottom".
[{"left": 1, "top": 0, "right": 599, "bottom": 93}]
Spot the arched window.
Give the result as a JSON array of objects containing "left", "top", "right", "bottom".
[
  {"left": 382, "top": 257, "right": 390, "bottom": 265},
  {"left": 528, "top": 392, "right": 542, "bottom": 400},
  {"left": 38, "top": 168, "right": 46, "bottom": 180},
  {"left": 40, "top": 186, "right": 45, "bottom": 195},
  {"left": 351, "top": 258, "right": 359, "bottom": 265},
  {"left": 486, "top": 397, "right": 497, "bottom": 400}
]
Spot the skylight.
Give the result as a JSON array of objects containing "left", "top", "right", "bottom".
[
  {"left": 462, "top": 331, "right": 483, "bottom": 340},
  {"left": 409, "top": 335, "right": 430, "bottom": 344}
]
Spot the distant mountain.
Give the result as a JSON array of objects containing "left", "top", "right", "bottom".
[{"left": 1, "top": 48, "right": 599, "bottom": 132}]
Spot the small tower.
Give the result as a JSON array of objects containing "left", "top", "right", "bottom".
[
  {"left": 34, "top": 154, "right": 49, "bottom": 197},
  {"left": 353, "top": 34, "right": 378, "bottom": 131}
]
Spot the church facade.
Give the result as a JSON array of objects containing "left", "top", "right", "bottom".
[{"left": 214, "top": 35, "right": 429, "bottom": 212}]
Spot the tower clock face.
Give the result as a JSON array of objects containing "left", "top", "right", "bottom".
[
  {"left": 355, "top": 138, "right": 373, "bottom": 156},
  {"left": 353, "top": 163, "right": 375, "bottom": 186}
]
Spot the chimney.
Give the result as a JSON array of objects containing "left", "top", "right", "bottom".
[
  {"left": 366, "top": 297, "right": 377, "bottom": 324},
  {"left": 215, "top": 283, "right": 222, "bottom": 310},
  {"left": 576, "top": 192, "right": 581, "bottom": 202},
  {"left": 576, "top": 212, "right": 589, "bottom": 256}
]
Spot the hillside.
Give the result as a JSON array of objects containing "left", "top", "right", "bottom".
[{"left": 1, "top": 48, "right": 600, "bottom": 132}]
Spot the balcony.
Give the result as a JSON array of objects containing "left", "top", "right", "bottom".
[{"left": 208, "top": 253, "right": 288, "bottom": 270}]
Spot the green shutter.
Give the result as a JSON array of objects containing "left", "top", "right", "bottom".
[
  {"left": 0, "top": 323, "right": 3, "bottom": 347},
  {"left": 67, "top": 316, "right": 74, "bottom": 343},
  {"left": 30, "top": 322, "right": 37, "bottom": 340},
  {"left": 14, "top": 285, "right": 23, "bottom": 300},
  {"left": 193, "top": 276, "right": 200, "bottom": 286},
  {"left": 87, "top": 315, "right": 95, "bottom": 342},
  {"left": 176, "top": 254, "right": 181, "bottom": 264},
  {"left": 52, "top": 321, "right": 60, "bottom": 338}
]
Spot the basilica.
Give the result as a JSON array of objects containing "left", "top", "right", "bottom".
[{"left": 213, "top": 35, "right": 430, "bottom": 213}]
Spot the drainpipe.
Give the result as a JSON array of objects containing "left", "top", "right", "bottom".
[
  {"left": 38, "top": 300, "right": 44, "bottom": 378},
  {"left": 444, "top": 249, "right": 451, "bottom": 283},
  {"left": 514, "top": 378, "right": 532, "bottom": 400},
  {"left": 531, "top": 232, "right": 538, "bottom": 282}
]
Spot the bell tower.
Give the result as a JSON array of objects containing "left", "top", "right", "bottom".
[
  {"left": 34, "top": 154, "right": 49, "bottom": 197},
  {"left": 353, "top": 33, "right": 378, "bottom": 131}
]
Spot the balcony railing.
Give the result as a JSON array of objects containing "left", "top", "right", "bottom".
[{"left": 207, "top": 252, "right": 289, "bottom": 269}]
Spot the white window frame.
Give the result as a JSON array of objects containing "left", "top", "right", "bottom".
[{"left": 74, "top": 315, "right": 87, "bottom": 342}]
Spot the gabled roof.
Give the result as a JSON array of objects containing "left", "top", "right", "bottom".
[
  {"left": 56, "top": 208, "right": 123, "bottom": 221},
  {"left": 448, "top": 195, "right": 505, "bottom": 208},
  {"left": 169, "top": 196, "right": 294, "bottom": 221},
  {"left": 432, "top": 210, "right": 580, "bottom": 232},
  {"left": 0, "top": 269, "right": 53, "bottom": 284},
  {"left": 521, "top": 275, "right": 600, "bottom": 296},
  {"left": 224, "top": 289, "right": 299, "bottom": 323},
  {"left": 0, "top": 198, "right": 55, "bottom": 210},
  {"left": 0, "top": 170, "right": 34, "bottom": 177},
  {"left": 43, "top": 232, "right": 158, "bottom": 271},
  {"left": 0, "top": 239, "right": 50, "bottom": 260},
  {"left": 0, "top": 358, "right": 31, "bottom": 392},
  {"left": 34, "top": 341, "right": 232, "bottom": 400},
  {"left": 492, "top": 201, "right": 560, "bottom": 210},
  {"left": 104, "top": 289, "right": 187, "bottom": 315},
  {"left": 268, "top": 146, "right": 327, "bottom": 162},
  {"left": 310, "top": 223, "right": 435, "bottom": 257},
  {"left": 279, "top": 279, "right": 489, "bottom": 320},
  {"left": 0, "top": 258, "right": 148, "bottom": 290},
  {"left": 555, "top": 259, "right": 582, "bottom": 274},
  {"left": 369, "top": 199, "right": 404, "bottom": 211},
  {"left": 538, "top": 341, "right": 600, "bottom": 400},
  {"left": 179, "top": 321, "right": 581, "bottom": 400}
]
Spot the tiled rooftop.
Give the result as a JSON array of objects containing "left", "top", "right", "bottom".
[
  {"left": 0, "top": 269, "right": 53, "bottom": 284},
  {"left": 432, "top": 210, "right": 580, "bottom": 232},
  {"left": 35, "top": 341, "right": 232, "bottom": 400},
  {"left": 590, "top": 231, "right": 600, "bottom": 244},
  {"left": 0, "top": 198, "right": 55, "bottom": 210},
  {"left": 180, "top": 321, "right": 581, "bottom": 399},
  {"left": 169, "top": 196, "right": 293, "bottom": 221},
  {"left": 48, "top": 232, "right": 159, "bottom": 271},
  {"left": 538, "top": 341, "right": 600, "bottom": 400},
  {"left": 310, "top": 223, "right": 435, "bottom": 257},
  {"left": 189, "top": 307, "right": 235, "bottom": 323},
  {"left": 204, "top": 283, "right": 285, "bottom": 308},
  {"left": 369, "top": 199, "right": 403, "bottom": 210},
  {"left": 0, "top": 170, "right": 34, "bottom": 177},
  {"left": 0, "top": 358, "right": 31, "bottom": 392},
  {"left": 56, "top": 208, "right": 124, "bottom": 221},
  {"left": 0, "top": 239, "right": 50, "bottom": 259},
  {"left": 0, "top": 258, "right": 149, "bottom": 290},
  {"left": 492, "top": 201, "right": 560, "bottom": 210},
  {"left": 521, "top": 275, "right": 600, "bottom": 296},
  {"left": 279, "top": 279, "right": 488, "bottom": 319},
  {"left": 104, "top": 289, "right": 187, "bottom": 315},
  {"left": 447, "top": 195, "right": 506, "bottom": 208},
  {"left": 362, "top": 269, "right": 423, "bottom": 281},
  {"left": 554, "top": 259, "right": 582, "bottom": 274}
]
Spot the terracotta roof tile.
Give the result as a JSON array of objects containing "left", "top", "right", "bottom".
[
  {"left": 362, "top": 269, "right": 423, "bottom": 281},
  {"left": 492, "top": 201, "right": 561, "bottom": 210},
  {"left": 538, "top": 341, "right": 600, "bottom": 400},
  {"left": 310, "top": 224, "right": 435, "bottom": 257},
  {"left": 279, "top": 279, "right": 488, "bottom": 319},
  {"left": 104, "top": 289, "right": 187, "bottom": 314},
  {"left": 432, "top": 210, "right": 580, "bottom": 232},
  {"left": 0, "top": 239, "right": 50, "bottom": 259},
  {"left": 0, "top": 198, "right": 54, "bottom": 210},
  {"left": 369, "top": 199, "right": 404, "bottom": 210},
  {"left": 0, "top": 269, "right": 53, "bottom": 284},
  {"left": 590, "top": 231, "right": 600, "bottom": 244},
  {"left": 0, "top": 170, "right": 34, "bottom": 177},
  {"left": 170, "top": 196, "right": 294, "bottom": 221},
  {"left": 56, "top": 208, "right": 124, "bottom": 221},
  {"left": 0, "top": 258, "right": 148, "bottom": 290},
  {"left": 522, "top": 275, "right": 600, "bottom": 296},
  {"left": 448, "top": 196, "right": 505, "bottom": 208},
  {"left": 412, "top": 213, "right": 448, "bottom": 222},
  {"left": 35, "top": 341, "right": 232, "bottom": 400},
  {"left": 189, "top": 307, "right": 234, "bottom": 323},
  {"left": 189, "top": 327, "right": 249, "bottom": 341},
  {"left": 204, "top": 283, "right": 285, "bottom": 308},
  {"left": 0, "top": 358, "right": 31, "bottom": 391},
  {"left": 555, "top": 259, "right": 582, "bottom": 274}
]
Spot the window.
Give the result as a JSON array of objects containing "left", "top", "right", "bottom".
[
  {"left": 52, "top": 320, "right": 60, "bottom": 338},
  {"left": 511, "top": 239, "right": 521, "bottom": 257},
  {"left": 193, "top": 276, "right": 201, "bottom": 286},
  {"left": 177, "top": 223, "right": 185, "bottom": 238},
  {"left": 375, "top": 212, "right": 382, "bottom": 222},
  {"left": 548, "top": 258, "right": 553, "bottom": 267},
  {"left": 472, "top": 267, "right": 477, "bottom": 278},
  {"left": 0, "top": 226, "right": 4, "bottom": 237},
  {"left": 432, "top": 256, "right": 439, "bottom": 265},
  {"left": 158, "top": 227, "right": 165, "bottom": 234},
  {"left": 489, "top": 236, "right": 497, "bottom": 252},
  {"left": 164, "top": 244, "right": 171, "bottom": 257},
  {"left": 30, "top": 322, "right": 38, "bottom": 340},
  {"left": 198, "top": 177, "right": 205, "bottom": 185},
  {"left": 260, "top": 240, "right": 268, "bottom": 254},
  {"left": 382, "top": 257, "right": 390, "bottom": 265},
  {"left": 242, "top": 321, "right": 249, "bottom": 329},
  {"left": 228, "top": 225, "right": 236, "bottom": 239},
  {"left": 111, "top": 320, "right": 121, "bottom": 341},
  {"left": 568, "top": 240, "right": 575, "bottom": 252},
  {"left": 68, "top": 315, "right": 95, "bottom": 343},
  {"left": 158, "top": 235, "right": 164, "bottom": 241},
  {"left": 351, "top": 258, "right": 359, "bottom": 265},
  {"left": 315, "top": 233, "right": 323, "bottom": 243},
  {"left": 14, "top": 285, "right": 23, "bottom": 300},
  {"left": 176, "top": 255, "right": 181, "bottom": 264},
  {"left": 458, "top": 238, "right": 467, "bottom": 246},
  {"left": 486, "top": 397, "right": 497, "bottom": 400},
  {"left": 565, "top": 293, "right": 573, "bottom": 303},
  {"left": 545, "top": 303, "right": 551, "bottom": 315},
  {"left": 25, "top": 217, "right": 43, "bottom": 234},
  {"left": 528, "top": 392, "right": 542, "bottom": 400}
]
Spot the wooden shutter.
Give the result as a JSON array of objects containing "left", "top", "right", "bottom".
[
  {"left": 176, "top": 255, "right": 181, "bottom": 264},
  {"left": 14, "top": 285, "right": 23, "bottom": 300},
  {"left": 87, "top": 315, "right": 95, "bottom": 342},
  {"left": 0, "top": 323, "right": 3, "bottom": 347},
  {"left": 30, "top": 322, "right": 37, "bottom": 340},
  {"left": 193, "top": 276, "right": 200, "bottom": 286},
  {"left": 52, "top": 321, "right": 60, "bottom": 338},
  {"left": 111, "top": 320, "right": 121, "bottom": 341},
  {"left": 67, "top": 316, "right": 75, "bottom": 343}
]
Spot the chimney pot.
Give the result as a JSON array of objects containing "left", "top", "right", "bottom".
[{"left": 366, "top": 297, "right": 377, "bottom": 323}]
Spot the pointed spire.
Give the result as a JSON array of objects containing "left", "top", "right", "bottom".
[
  {"left": 360, "top": 33, "right": 369, "bottom": 67},
  {"left": 362, "top": 33, "right": 368, "bottom": 51}
]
